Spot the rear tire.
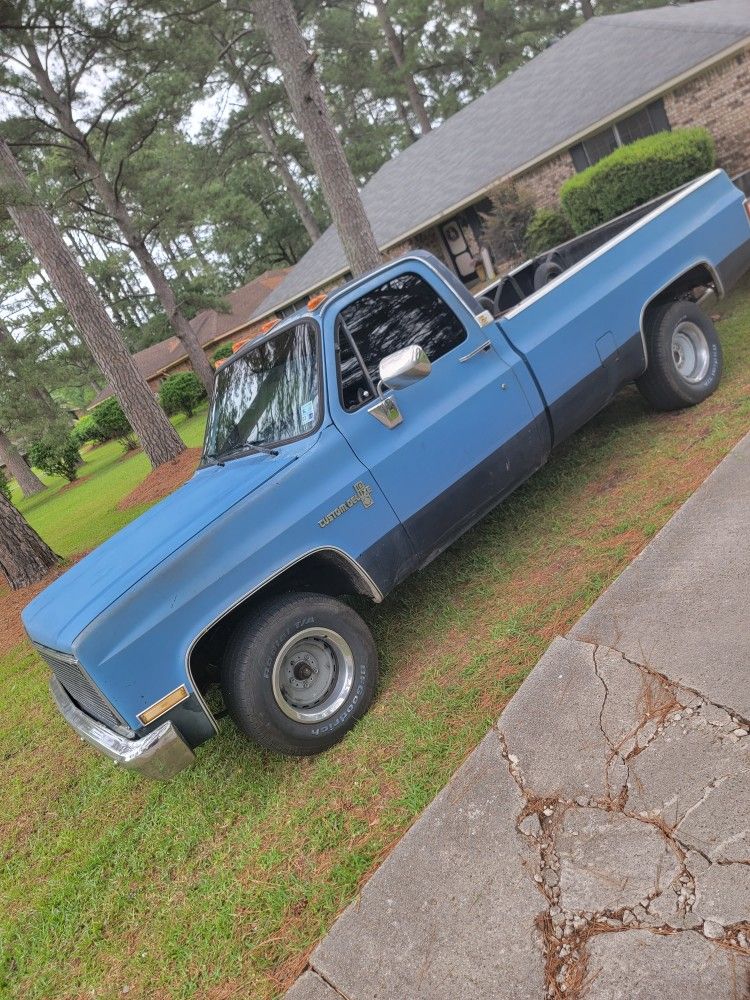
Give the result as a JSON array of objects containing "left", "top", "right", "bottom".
[
  {"left": 221, "top": 592, "right": 378, "bottom": 756},
  {"left": 636, "top": 299, "right": 722, "bottom": 411}
]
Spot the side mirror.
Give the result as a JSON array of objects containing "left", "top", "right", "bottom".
[{"left": 378, "top": 345, "right": 431, "bottom": 391}]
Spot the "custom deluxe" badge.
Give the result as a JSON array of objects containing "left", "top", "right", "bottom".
[{"left": 319, "top": 481, "right": 374, "bottom": 528}]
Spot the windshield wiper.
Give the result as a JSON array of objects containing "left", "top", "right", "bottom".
[{"left": 206, "top": 440, "right": 279, "bottom": 465}]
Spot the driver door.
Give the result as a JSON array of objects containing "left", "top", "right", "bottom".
[{"left": 325, "top": 261, "right": 542, "bottom": 564}]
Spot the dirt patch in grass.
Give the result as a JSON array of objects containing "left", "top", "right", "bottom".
[
  {"left": 0, "top": 553, "right": 87, "bottom": 655},
  {"left": 117, "top": 447, "right": 201, "bottom": 509}
]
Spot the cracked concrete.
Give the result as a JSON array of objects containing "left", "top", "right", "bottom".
[{"left": 284, "top": 432, "right": 750, "bottom": 998}]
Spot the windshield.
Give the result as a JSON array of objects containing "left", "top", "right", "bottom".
[{"left": 203, "top": 321, "right": 321, "bottom": 460}]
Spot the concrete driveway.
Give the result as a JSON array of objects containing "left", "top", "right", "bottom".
[{"left": 286, "top": 432, "right": 750, "bottom": 1000}]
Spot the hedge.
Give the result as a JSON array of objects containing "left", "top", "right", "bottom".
[
  {"left": 525, "top": 208, "right": 573, "bottom": 256},
  {"left": 159, "top": 371, "right": 206, "bottom": 418},
  {"left": 212, "top": 344, "right": 233, "bottom": 365},
  {"left": 92, "top": 397, "right": 137, "bottom": 451},
  {"left": 560, "top": 127, "right": 715, "bottom": 234},
  {"left": 71, "top": 413, "right": 103, "bottom": 447}
]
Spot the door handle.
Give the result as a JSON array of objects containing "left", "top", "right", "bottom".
[{"left": 459, "top": 339, "right": 492, "bottom": 363}]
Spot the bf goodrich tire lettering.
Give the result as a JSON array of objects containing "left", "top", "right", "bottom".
[
  {"left": 636, "top": 299, "right": 722, "bottom": 411},
  {"left": 221, "top": 592, "right": 378, "bottom": 755}
]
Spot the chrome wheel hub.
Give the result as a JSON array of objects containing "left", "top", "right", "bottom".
[
  {"left": 272, "top": 628, "right": 355, "bottom": 724},
  {"left": 672, "top": 321, "right": 710, "bottom": 384}
]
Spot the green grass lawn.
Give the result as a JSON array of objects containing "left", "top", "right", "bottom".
[
  {"left": 10, "top": 406, "right": 208, "bottom": 556},
  {"left": 2, "top": 282, "right": 750, "bottom": 1000}
]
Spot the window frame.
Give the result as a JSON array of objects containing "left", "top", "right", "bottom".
[
  {"left": 570, "top": 99, "right": 671, "bottom": 172},
  {"left": 332, "top": 270, "right": 469, "bottom": 414},
  {"left": 201, "top": 318, "right": 324, "bottom": 464}
]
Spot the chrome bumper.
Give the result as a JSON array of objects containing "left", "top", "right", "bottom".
[{"left": 50, "top": 676, "right": 195, "bottom": 779}]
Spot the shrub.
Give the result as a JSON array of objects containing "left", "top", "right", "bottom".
[
  {"left": 29, "top": 433, "right": 81, "bottom": 482},
  {"left": 481, "top": 182, "right": 536, "bottom": 263},
  {"left": 560, "top": 127, "right": 716, "bottom": 234},
  {"left": 71, "top": 413, "right": 103, "bottom": 448},
  {"left": 92, "top": 396, "right": 137, "bottom": 451},
  {"left": 212, "top": 344, "right": 233, "bottom": 366},
  {"left": 525, "top": 208, "right": 574, "bottom": 256},
  {"left": 0, "top": 468, "right": 10, "bottom": 501},
  {"left": 159, "top": 371, "right": 206, "bottom": 418}
]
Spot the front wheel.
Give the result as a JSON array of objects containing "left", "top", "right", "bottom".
[
  {"left": 636, "top": 299, "right": 722, "bottom": 411},
  {"left": 221, "top": 592, "right": 378, "bottom": 755}
]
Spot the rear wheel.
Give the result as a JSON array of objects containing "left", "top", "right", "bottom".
[
  {"left": 636, "top": 300, "right": 722, "bottom": 411},
  {"left": 221, "top": 592, "right": 378, "bottom": 755}
]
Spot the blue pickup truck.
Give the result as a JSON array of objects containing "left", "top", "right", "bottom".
[{"left": 23, "top": 168, "right": 750, "bottom": 779}]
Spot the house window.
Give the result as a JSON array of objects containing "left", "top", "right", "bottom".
[{"left": 570, "top": 99, "right": 670, "bottom": 171}]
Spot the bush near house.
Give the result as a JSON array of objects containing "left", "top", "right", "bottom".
[
  {"left": 212, "top": 344, "right": 233, "bottom": 366},
  {"left": 481, "top": 182, "right": 536, "bottom": 263},
  {"left": 159, "top": 371, "right": 207, "bottom": 418},
  {"left": 71, "top": 413, "right": 104, "bottom": 448},
  {"left": 29, "top": 433, "right": 81, "bottom": 482},
  {"left": 91, "top": 397, "right": 137, "bottom": 451},
  {"left": 525, "top": 208, "right": 574, "bottom": 256},
  {"left": 560, "top": 127, "right": 716, "bottom": 233},
  {"left": 0, "top": 468, "right": 11, "bottom": 500}
]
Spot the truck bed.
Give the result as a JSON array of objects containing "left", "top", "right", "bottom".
[{"left": 485, "top": 170, "right": 750, "bottom": 445}]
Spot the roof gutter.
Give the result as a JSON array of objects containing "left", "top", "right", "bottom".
[{"left": 251, "top": 34, "right": 750, "bottom": 322}]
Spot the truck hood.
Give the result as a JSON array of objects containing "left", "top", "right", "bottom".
[{"left": 22, "top": 451, "right": 296, "bottom": 651}]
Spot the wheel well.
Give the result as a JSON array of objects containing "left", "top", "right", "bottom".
[
  {"left": 642, "top": 263, "right": 719, "bottom": 334},
  {"left": 188, "top": 550, "right": 378, "bottom": 691}
]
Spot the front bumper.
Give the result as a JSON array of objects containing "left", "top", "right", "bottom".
[{"left": 50, "top": 676, "right": 195, "bottom": 779}]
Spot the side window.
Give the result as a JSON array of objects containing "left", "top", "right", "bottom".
[{"left": 335, "top": 272, "right": 467, "bottom": 411}]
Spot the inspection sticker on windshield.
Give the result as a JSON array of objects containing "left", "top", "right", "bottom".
[{"left": 300, "top": 400, "right": 316, "bottom": 426}]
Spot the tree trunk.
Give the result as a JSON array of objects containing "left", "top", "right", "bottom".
[
  {"left": 395, "top": 97, "right": 418, "bottom": 143},
  {"left": 255, "top": 113, "right": 322, "bottom": 243},
  {"left": 222, "top": 48, "right": 322, "bottom": 244},
  {"left": 0, "top": 139, "right": 185, "bottom": 469},
  {"left": 252, "top": 0, "right": 383, "bottom": 277},
  {"left": 0, "top": 428, "right": 44, "bottom": 496},
  {"left": 373, "top": 0, "right": 432, "bottom": 134},
  {"left": 580, "top": 0, "right": 595, "bottom": 19},
  {"left": 23, "top": 43, "right": 215, "bottom": 397},
  {"left": 0, "top": 491, "right": 59, "bottom": 589}
]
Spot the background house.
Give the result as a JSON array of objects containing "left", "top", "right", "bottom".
[
  {"left": 250, "top": 0, "right": 750, "bottom": 323},
  {"left": 89, "top": 269, "right": 287, "bottom": 408}
]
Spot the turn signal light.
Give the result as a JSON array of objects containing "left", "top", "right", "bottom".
[
  {"left": 307, "top": 293, "right": 327, "bottom": 310},
  {"left": 232, "top": 337, "right": 250, "bottom": 353},
  {"left": 137, "top": 684, "right": 190, "bottom": 726},
  {"left": 259, "top": 318, "right": 279, "bottom": 334}
]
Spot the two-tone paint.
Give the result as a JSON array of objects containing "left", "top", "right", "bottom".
[{"left": 22, "top": 168, "right": 750, "bottom": 765}]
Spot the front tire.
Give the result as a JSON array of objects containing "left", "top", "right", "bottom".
[
  {"left": 636, "top": 299, "right": 722, "bottom": 411},
  {"left": 221, "top": 592, "right": 378, "bottom": 756}
]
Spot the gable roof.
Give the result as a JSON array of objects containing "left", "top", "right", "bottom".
[
  {"left": 253, "top": 0, "right": 750, "bottom": 319},
  {"left": 89, "top": 268, "right": 287, "bottom": 407}
]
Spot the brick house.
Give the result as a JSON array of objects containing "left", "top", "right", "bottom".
[
  {"left": 89, "top": 268, "right": 287, "bottom": 409},
  {"left": 251, "top": 0, "right": 750, "bottom": 323}
]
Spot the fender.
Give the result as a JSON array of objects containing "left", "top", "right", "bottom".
[
  {"left": 639, "top": 258, "right": 724, "bottom": 360},
  {"left": 184, "top": 545, "right": 383, "bottom": 693}
]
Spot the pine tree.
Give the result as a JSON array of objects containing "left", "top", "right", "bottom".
[
  {"left": 251, "top": 0, "right": 382, "bottom": 277},
  {"left": 0, "top": 490, "right": 59, "bottom": 589},
  {"left": 0, "top": 427, "right": 44, "bottom": 497},
  {"left": 0, "top": 137, "right": 185, "bottom": 469},
  {"left": 18, "top": 39, "right": 215, "bottom": 395}
]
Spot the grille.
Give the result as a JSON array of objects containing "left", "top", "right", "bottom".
[{"left": 37, "top": 645, "right": 124, "bottom": 731}]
